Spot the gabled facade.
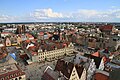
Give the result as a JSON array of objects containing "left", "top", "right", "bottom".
[
  {"left": 79, "top": 68, "right": 87, "bottom": 80},
  {"left": 5, "top": 37, "right": 11, "bottom": 47},
  {"left": 69, "top": 66, "right": 87, "bottom": 80},
  {"left": 73, "top": 54, "right": 96, "bottom": 80},
  {"left": 84, "top": 54, "right": 105, "bottom": 70},
  {"left": 69, "top": 66, "right": 80, "bottom": 80},
  {"left": 55, "top": 59, "right": 87, "bottom": 80},
  {"left": 99, "top": 57, "right": 105, "bottom": 70}
]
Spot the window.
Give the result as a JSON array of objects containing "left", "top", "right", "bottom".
[
  {"left": 1, "top": 78, "right": 4, "bottom": 80},
  {"left": 73, "top": 70, "right": 75, "bottom": 72},
  {"left": 19, "top": 77, "right": 22, "bottom": 79},
  {"left": 15, "top": 78, "right": 18, "bottom": 80},
  {"left": 113, "top": 39, "right": 117, "bottom": 41},
  {"left": 72, "top": 73, "right": 75, "bottom": 76},
  {"left": 7, "top": 43, "right": 9, "bottom": 45}
]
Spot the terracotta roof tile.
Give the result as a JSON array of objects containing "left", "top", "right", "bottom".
[
  {"left": 99, "top": 25, "right": 113, "bottom": 32},
  {"left": 0, "top": 64, "right": 25, "bottom": 79},
  {"left": 95, "top": 73, "right": 109, "bottom": 80}
]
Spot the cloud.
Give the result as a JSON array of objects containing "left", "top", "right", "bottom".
[
  {"left": 0, "top": 8, "right": 120, "bottom": 22},
  {"left": 76, "top": 9, "right": 98, "bottom": 18},
  {"left": 0, "top": 15, "right": 15, "bottom": 22},
  {"left": 31, "top": 8, "right": 63, "bottom": 19},
  {"left": 70, "top": 8, "right": 120, "bottom": 21}
]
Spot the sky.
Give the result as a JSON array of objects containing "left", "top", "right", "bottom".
[{"left": 0, "top": 0, "right": 120, "bottom": 22}]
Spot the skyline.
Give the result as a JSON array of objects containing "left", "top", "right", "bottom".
[{"left": 0, "top": 0, "right": 120, "bottom": 22}]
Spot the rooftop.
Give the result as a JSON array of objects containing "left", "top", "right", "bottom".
[
  {"left": 42, "top": 66, "right": 60, "bottom": 80},
  {"left": 0, "top": 63, "right": 25, "bottom": 79},
  {"left": 0, "top": 63, "right": 18, "bottom": 75}
]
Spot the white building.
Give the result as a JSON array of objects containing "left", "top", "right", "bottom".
[{"left": 27, "top": 42, "right": 74, "bottom": 63}]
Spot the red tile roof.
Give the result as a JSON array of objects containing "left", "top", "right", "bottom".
[
  {"left": 26, "top": 33, "right": 34, "bottom": 39},
  {"left": 92, "top": 52, "right": 100, "bottom": 57},
  {"left": 0, "top": 64, "right": 25, "bottom": 80},
  {"left": 95, "top": 73, "right": 109, "bottom": 80},
  {"left": 20, "top": 54, "right": 29, "bottom": 60},
  {"left": 39, "top": 32, "right": 44, "bottom": 36},
  {"left": 55, "top": 59, "right": 84, "bottom": 79},
  {"left": 1, "top": 32, "right": 12, "bottom": 34},
  {"left": 28, "top": 46, "right": 37, "bottom": 52},
  {"left": 99, "top": 25, "right": 113, "bottom": 32},
  {"left": 39, "top": 40, "right": 71, "bottom": 51}
]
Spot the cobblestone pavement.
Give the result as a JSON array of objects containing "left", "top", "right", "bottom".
[
  {"left": 19, "top": 55, "right": 77, "bottom": 80},
  {"left": 23, "top": 60, "right": 57, "bottom": 80}
]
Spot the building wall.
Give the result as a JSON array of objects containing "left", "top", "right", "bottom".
[
  {"left": 17, "top": 36, "right": 22, "bottom": 45},
  {"left": 32, "top": 43, "right": 74, "bottom": 62},
  {"left": 10, "top": 75, "right": 26, "bottom": 80},
  {"left": 32, "top": 55, "right": 39, "bottom": 62},
  {"left": 107, "top": 37, "right": 120, "bottom": 50},
  {"left": 69, "top": 66, "right": 80, "bottom": 80},
  {"left": 6, "top": 38, "right": 11, "bottom": 46},
  {"left": 88, "top": 42, "right": 96, "bottom": 48},
  {"left": 80, "top": 68, "right": 86, "bottom": 80},
  {"left": 38, "top": 47, "right": 74, "bottom": 62},
  {"left": 87, "top": 59, "right": 96, "bottom": 80},
  {"left": 98, "top": 57, "right": 105, "bottom": 70}
]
